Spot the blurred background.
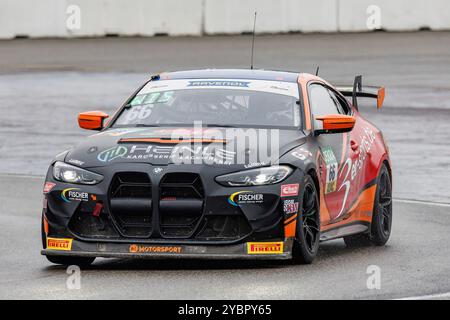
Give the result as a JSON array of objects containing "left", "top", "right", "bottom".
[{"left": 0, "top": 0, "right": 449, "bottom": 203}]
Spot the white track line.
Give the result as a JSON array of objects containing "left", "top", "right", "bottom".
[
  {"left": 396, "top": 291, "right": 450, "bottom": 300},
  {"left": 394, "top": 198, "right": 450, "bottom": 208},
  {"left": 0, "top": 174, "right": 43, "bottom": 180}
]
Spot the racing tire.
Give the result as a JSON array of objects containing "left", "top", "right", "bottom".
[
  {"left": 293, "top": 174, "right": 321, "bottom": 264},
  {"left": 45, "top": 255, "right": 95, "bottom": 267},
  {"left": 344, "top": 163, "right": 392, "bottom": 247},
  {"left": 41, "top": 213, "right": 46, "bottom": 249},
  {"left": 41, "top": 215, "right": 95, "bottom": 266}
]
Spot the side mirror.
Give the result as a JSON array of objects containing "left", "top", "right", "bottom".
[
  {"left": 78, "top": 111, "right": 109, "bottom": 130},
  {"left": 315, "top": 114, "right": 356, "bottom": 135}
]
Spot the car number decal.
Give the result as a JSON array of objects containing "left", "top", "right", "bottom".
[{"left": 322, "top": 146, "right": 338, "bottom": 194}]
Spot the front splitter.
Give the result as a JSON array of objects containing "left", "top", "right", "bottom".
[{"left": 41, "top": 238, "right": 293, "bottom": 260}]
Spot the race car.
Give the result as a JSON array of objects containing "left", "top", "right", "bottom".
[{"left": 41, "top": 69, "right": 392, "bottom": 265}]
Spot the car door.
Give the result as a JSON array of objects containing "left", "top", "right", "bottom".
[
  {"left": 308, "top": 83, "right": 358, "bottom": 224},
  {"left": 330, "top": 91, "right": 379, "bottom": 225}
]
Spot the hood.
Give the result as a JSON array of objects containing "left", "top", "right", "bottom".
[{"left": 64, "top": 127, "right": 306, "bottom": 169}]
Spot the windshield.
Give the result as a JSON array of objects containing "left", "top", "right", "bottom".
[{"left": 112, "top": 79, "right": 301, "bottom": 128}]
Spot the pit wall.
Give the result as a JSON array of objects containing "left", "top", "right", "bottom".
[{"left": 1, "top": 0, "right": 448, "bottom": 39}]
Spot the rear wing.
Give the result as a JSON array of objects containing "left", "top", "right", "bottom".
[{"left": 336, "top": 75, "right": 385, "bottom": 109}]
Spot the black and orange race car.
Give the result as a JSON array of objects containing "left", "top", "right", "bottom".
[{"left": 41, "top": 69, "right": 392, "bottom": 265}]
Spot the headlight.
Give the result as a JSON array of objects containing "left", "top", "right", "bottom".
[
  {"left": 53, "top": 161, "right": 103, "bottom": 185},
  {"left": 215, "top": 165, "right": 293, "bottom": 187}
]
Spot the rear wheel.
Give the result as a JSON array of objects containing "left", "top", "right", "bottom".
[
  {"left": 344, "top": 163, "right": 392, "bottom": 247},
  {"left": 293, "top": 175, "right": 320, "bottom": 264}
]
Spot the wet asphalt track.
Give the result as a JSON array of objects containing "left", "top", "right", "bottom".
[
  {"left": 0, "top": 32, "right": 450, "bottom": 299},
  {"left": 1, "top": 174, "right": 450, "bottom": 299}
]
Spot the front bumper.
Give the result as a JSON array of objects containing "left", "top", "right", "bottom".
[
  {"left": 41, "top": 238, "right": 293, "bottom": 260},
  {"left": 42, "top": 162, "right": 304, "bottom": 259}
]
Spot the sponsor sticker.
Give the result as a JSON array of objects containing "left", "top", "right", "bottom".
[
  {"left": 87, "top": 146, "right": 98, "bottom": 154},
  {"left": 43, "top": 182, "right": 56, "bottom": 194},
  {"left": 321, "top": 146, "right": 338, "bottom": 194},
  {"left": 97, "top": 145, "right": 128, "bottom": 162},
  {"left": 228, "top": 191, "right": 264, "bottom": 206},
  {"left": 61, "top": 188, "right": 90, "bottom": 203},
  {"left": 247, "top": 242, "right": 284, "bottom": 254},
  {"left": 139, "top": 79, "right": 299, "bottom": 97},
  {"left": 333, "top": 127, "right": 377, "bottom": 219},
  {"left": 291, "top": 148, "right": 313, "bottom": 161},
  {"left": 97, "top": 144, "right": 236, "bottom": 165},
  {"left": 47, "top": 238, "right": 73, "bottom": 251},
  {"left": 67, "top": 159, "right": 84, "bottom": 166},
  {"left": 129, "top": 245, "right": 182, "bottom": 254},
  {"left": 243, "top": 161, "right": 266, "bottom": 169},
  {"left": 188, "top": 80, "right": 250, "bottom": 88},
  {"left": 281, "top": 184, "right": 299, "bottom": 197},
  {"left": 283, "top": 199, "right": 299, "bottom": 214}
]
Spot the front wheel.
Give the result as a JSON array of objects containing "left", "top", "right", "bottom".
[
  {"left": 42, "top": 215, "right": 95, "bottom": 266},
  {"left": 344, "top": 163, "right": 392, "bottom": 247},
  {"left": 293, "top": 175, "right": 320, "bottom": 264},
  {"left": 45, "top": 255, "right": 95, "bottom": 267}
]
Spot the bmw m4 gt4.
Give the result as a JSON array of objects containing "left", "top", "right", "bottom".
[{"left": 41, "top": 69, "right": 392, "bottom": 265}]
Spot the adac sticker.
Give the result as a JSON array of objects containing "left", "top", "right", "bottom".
[
  {"left": 280, "top": 184, "right": 299, "bottom": 197},
  {"left": 321, "top": 146, "right": 338, "bottom": 194},
  {"left": 61, "top": 188, "right": 90, "bottom": 203},
  {"left": 228, "top": 191, "right": 264, "bottom": 206},
  {"left": 247, "top": 242, "right": 283, "bottom": 254},
  {"left": 47, "top": 238, "right": 72, "bottom": 251},
  {"left": 283, "top": 199, "right": 299, "bottom": 214}
]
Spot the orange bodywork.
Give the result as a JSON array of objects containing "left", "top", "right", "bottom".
[
  {"left": 284, "top": 214, "right": 298, "bottom": 238},
  {"left": 316, "top": 114, "right": 356, "bottom": 131},
  {"left": 377, "top": 87, "right": 386, "bottom": 109},
  {"left": 297, "top": 73, "right": 337, "bottom": 131},
  {"left": 284, "top": 73, "right": 382, "bottom": 240},
  {"left": 297, "top": 74, "right": 314, "bottom": 130},
  {"left": 78, "top": 111, "right": 109, "bottom": 130},
  {"left": 320, "top": 184, "right": 376, "bottom": 231},
  {"left": 43, "top": 215, "right": 49, "bottom": 236}
]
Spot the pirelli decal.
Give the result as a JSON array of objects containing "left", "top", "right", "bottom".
[
  {"left": 46, "top": 238, "right": 73, "bottom": 251},
  {"left": 247, "top": 242, "right": 283, "bottom": 255}
]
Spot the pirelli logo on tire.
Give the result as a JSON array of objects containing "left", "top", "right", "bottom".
[
  {"left": 46, "top": 237, "right": 73, "bottom": 251},
  {"left": 247, "top": 242, "right": 283, "bottom": 254}
]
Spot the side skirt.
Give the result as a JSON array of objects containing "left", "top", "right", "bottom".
[{"left": 319, "top": 221, "right": 370, "bottom": 242}]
